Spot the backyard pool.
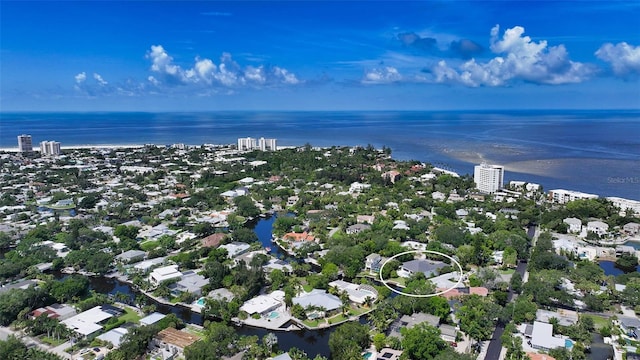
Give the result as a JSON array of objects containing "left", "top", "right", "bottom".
[
  {"left": 194, "top": 297, "right": 206, "bottom": 307},
  {"left": 267, "top": 311, "right": 280, "bottom": 319},
  {"left": 565, "top": 339, "right": 574, "bottom": 349}
]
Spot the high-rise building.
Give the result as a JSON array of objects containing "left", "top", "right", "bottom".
[
  {"left": 474, "top": 163, "right": 504, "bottom": 194},
  {"left": 258, "top": 137, "right": 277, "bottom": 151},
  {"left": 237, "top": 137, "right": 257, "bottom": 151},
  {"left": 17, "top": 134, "right": 33, "bottom": 153},
  {"left": 40, "top": 141, "right": 62, "bottom": 156}
]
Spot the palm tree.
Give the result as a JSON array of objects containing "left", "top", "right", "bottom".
[
  {"left": 340, "top": 291, "right": 350, "bottom": 315},
  {"left": 263, "top": 332, "right": 278, "bottom": 352}
]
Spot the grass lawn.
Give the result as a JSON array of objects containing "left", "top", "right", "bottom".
[
  {"left": 303, "top": 319, "right": 320, "bottom": 328},
  {"left": 119, "top": 307, "right": 141, "bottom": 324},
  {"left": 302, "top": 284, "right": 313, "bottom": 292},
  {"left": 39, "top": 336, "right": 66, "bottom": 346},
  {"left": 581, "top": 314, "right": 609, "bottom": 329},
  {"left": 328, "top": 314, "right": 348, "bottom": 324},
  {"left": 140, "top": 240, "right": 159, "bottom": 251},
  {"left": 348, "top": 307, "right": 368, "bottom": 316},
  {"left": 500, "top": 269, "right": 516, "bottom": 275},
  {"left": 387, "top": 277, "right": 406, "bottom": 287},
  {"left": 169, "top": 297, "right": 181, "bottom": 304}
]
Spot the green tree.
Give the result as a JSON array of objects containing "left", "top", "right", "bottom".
[
  {"left": 457, "top": 295, "right": 499, "bottom": 345},
  {"left": 401, "top": 323, "right": 448, "bottom": 359},
  {"left": 328, "top": 322, "right": 370, "bottom": 360}
]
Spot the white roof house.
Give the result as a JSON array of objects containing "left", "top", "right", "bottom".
[
  {"left": 586, "top": 221, "right": 609, "bottom": 236},
  {"left": 97, "top": 327, "right": 128, "bottom": 347},
  {"left": 240, "top": 294, "right": 281, "bottom": 315},
  {"left": 150, "top": 265, "right": 183, "bottom": 285},
  {"left": 293, "top": 290, "right": 342, "bottom": 312},
  {"left": 531, "top": 321, "right": 568, "bottom": 350},
  {"left": 220, "top": 242, "right": 251, "bottom": 258},
  {"left": 563, "top": 218, "right": 582, "bottom": 233},
  {"left": 61, "top": 306, "right": 117, "bottom": 337},
  {"left": 328, "top": 280, "right": 377, "bottom": 304}
]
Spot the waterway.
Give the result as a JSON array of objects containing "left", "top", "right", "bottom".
[{"left": 598, "top": 260, "right": 640, "bottom": 276}]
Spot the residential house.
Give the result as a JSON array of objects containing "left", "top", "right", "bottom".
[
  {"left": 149, "top": 265, "right": 183, "bottom": 286},
  {"left": 170, "top": 271, "right": 208, "bottom": 297},
  {"left": 389, "top": 312, "right": 440, "bottom": 339},
  {"left": 29, "top": 303, "right": 77, "bottom": 321},
  {"left": 292, "top": 290, "right": 342, "bottom": 316},
  {"left": 356, "top": 215, "right": 375, "bottom": 224},
  {"left": 346, "top": 223, "right": 371, "bottom": 235},
  {"left": 61, "top": 305, "right": 122, "bottom": 338},
  {"left": 97, "top": 327, "right": 128, "bottom": 348},
  {"left": 116, "top": 249, "right": 146, "bottom": 264},
  {"left": 563, "top": 218, "right": 582, "bottom": 233},
  {"left": 140, "top": 312, "right": 167, "bottom": 326},
  {"left": 219, "top": 242, "right": 251, "bottom": 258},
  {"left": 439, "top": 324, "right": 458, "bottom": 342},
  {"left": 587, "top": 220, "right": 609, "bottom": 236},
  {"left": 536, "top": 309, "right": 578, "bottom": 326},
  {"left": 151, "top": 328, "right": 201, "bottom": 360},
  {"left": 328, "top": 280, "right": 378, "bottom": 305},
  {"left": 201, "top": 233, "right": 227, "bottom": 248},
  {"left": 240, "top": 294, "right": 282, "bottom": 316},
  {"left": 365, "top": 253, "right": 385, "bottom": 273},
  {"left": 623, "top": 222, "right": 640, "bottom": 235},
  {"left": 375, "top": 348, "right": 403, "bottom": 360},
  {"left": 381, "top": 170, "right": 401, "bottom": 184},
  {"left": 398, "top": 259, "right": 447, "bottom": 278},
  {"left": 530, "top": 321, "right": 570, "bottom": 351}
]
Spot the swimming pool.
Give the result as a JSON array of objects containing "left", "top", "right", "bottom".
[
  {"left": 195, "top": 297, "right": 206, "bottom": 307},
  {"left": 363, "top": 352, "right": 373, "bottom": 359},
  {"left": 267, "top": 311, "right": 279, "bottom": 319},
  {"left": 565, "top": 339, "right": 574, "bottom": 349}
]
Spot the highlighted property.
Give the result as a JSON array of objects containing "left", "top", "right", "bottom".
[{"left": 378, "top": 250, "right": 464, "bottom": 298}]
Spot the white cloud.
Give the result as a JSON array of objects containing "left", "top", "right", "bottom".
[
  {"left": 362, "top": 66, "right": 402, "bottom": 84},
  {"left": 595, "top": 42, "right": 640, "bottom": 76},
  {"left": 148, "top": 76, "right": 160, "bottom": 86},
  {"left": 428, "top": 25, "right": 594, "bottom": 87},
  {"left": 145, "top": 45, "right": 300, "bottom": 89},
  {"left": 74, "top": 72, "right": 87, "bottom": 83},
  {"left": 93, "top": 73, "right": 108, "bottom": 86}
]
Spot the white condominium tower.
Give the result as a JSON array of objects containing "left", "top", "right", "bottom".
[
  {"left": 40, "top": 141, "right": 62, "bottom": 156},
  {"left": 17, "top": 134, "right": 33, "bottom": 153},
  {"left": 237, "top": 137, "right": 277, "bottom": 151},
  {"left": 474, "top": 163, "right": 504, "bottom": 194}
]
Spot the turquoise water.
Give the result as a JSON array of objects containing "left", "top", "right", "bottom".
[
  {"left": 565, "top": 339, "right": 574, "bottom": 349},
  {"left": 268, "top": 311, "right": 279, "bottom": 319},
  {"left": 195, "top": 297, "right": 206, "bottom": 307},
  {"left": 363, "top": 352, "right": 372, "bottom": 359}
]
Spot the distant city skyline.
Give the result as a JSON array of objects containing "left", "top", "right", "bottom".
[{"left": 1, "top": 1, "right": 639, "bottom": 111}]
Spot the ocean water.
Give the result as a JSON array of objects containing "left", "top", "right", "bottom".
[{"left": 1, "top": 110, "right": 639, "bottom": 200}]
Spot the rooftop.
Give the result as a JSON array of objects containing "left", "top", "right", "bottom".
[{"left": 155, "top": 327, "right": 200, "bottom": 349}]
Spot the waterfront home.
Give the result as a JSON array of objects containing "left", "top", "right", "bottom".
[
  {"left": 328, "top": 280, "right": 378, "bottom": 305},
  {"left": 170, "top": 271, "right": 208, "bottom": 297},
  {"left": 536, "top": 309, "right": 578, "bottom": 326},
  {"left": 208, "top": 288, "right": 235, "bottom": 302},
  {"left": 623, "top": 222, "right": 640, "bottom": 235},
  {"left": 365, "top": 253, "right": 385, "bottom": 273},
  {"left": 397, "top": 259, "right": 447, "bottom": 278},
  {"left": 140, "top": 312, "right": 167, "bottom": 326},
  {"left": 292, "top": 290, "right": 342, "bottom": 316},
  {"left": 282, "top": 231, "right": 315, "bottom": 242},
  {"left": 149, "top": 265, "right": 183, "bottom": 286},
  {"left": 587, "top": 220, "right": 609, "bottom": 237},
  {"left": 240, "top": 293, "right": 282, "bottom": 316},
  {"left": 150, "top": 328, "right": 201, "bottom": 360}
]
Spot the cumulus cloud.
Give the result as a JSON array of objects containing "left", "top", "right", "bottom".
[
  {"left": 93, "top": 73, "right": 108, "bottom": 86},
  {"left": 74, "top": 72, "right": 87, "bottom": 83},
  {"left": 362, "top": 66, "right": 402, "bottom": 84},
  {"left": 145, "top": 45, "right": 300, "bottom": 88},
  {"left": 427, "top": 25, "right": 594, "bottom": 87},
  {"left": 595, "top": 42, "right": 640, "bottom": 76}
]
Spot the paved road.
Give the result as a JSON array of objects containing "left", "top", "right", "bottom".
[{"left": 482, "top": 225, "right": 534, "bottom": 360}]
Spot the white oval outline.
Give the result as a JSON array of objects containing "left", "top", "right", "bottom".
[{"left": 378, "top": 250, "right": 464, "bottom": 298}]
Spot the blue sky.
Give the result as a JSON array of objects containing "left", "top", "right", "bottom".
[{"left": 1, "top": 1, "right": 639, "bottom": 111}]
